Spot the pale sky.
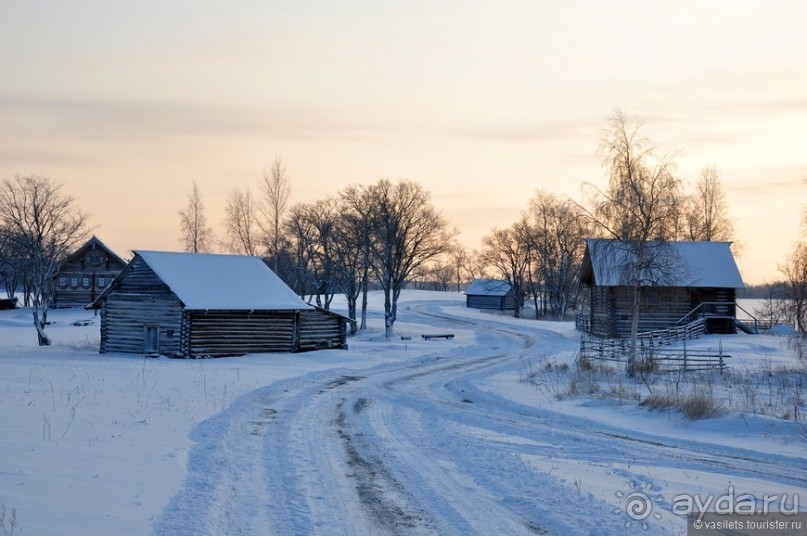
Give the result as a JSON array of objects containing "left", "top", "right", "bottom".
[{"left": 1, "top": 1, "right": 805, "bottom": 284}]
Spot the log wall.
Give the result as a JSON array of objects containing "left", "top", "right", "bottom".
[
  {"left": 589, "top": 286, "right": 692, "bottom": 338},
  {"left": 466, "top": 293, "right": 515, "bottom": 310},
  {"left": 298, "top": 308, "right": 347, "bottom": 351},
  {"left": 52, "top": 246, "right": 126, "bottom": 307},
  {"left": 99, "top": 257, "right": 183, "bottom": 355},
  {"left": 100, "top": 255, "right": 348, "bottom": 357},
  {"left": 187, "top": 311, "right": 297, "bottom": 357}
]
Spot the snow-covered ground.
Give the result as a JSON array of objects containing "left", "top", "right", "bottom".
[{"left": 0, "top": 292, "right": 804, "bottom": 535}]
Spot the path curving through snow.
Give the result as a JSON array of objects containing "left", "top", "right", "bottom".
[{"left": 154, "top": 301, "right": 807, "bottom": 535}]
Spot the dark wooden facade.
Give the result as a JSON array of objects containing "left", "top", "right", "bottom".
[
  {"left": 94, "top": 253, "right": 348, "bottom": 357},
  {"left": 465, "top": 280, "right": 516, "bottom": 310},
  {"left": 578, "top": 240, "right": 744, "bottom": 338},
  {"left": 52, "top": 236, "right": 127, "bottom": 307},
  {"left": 584, "top": 285, "right": 737, "bottom": 338}
]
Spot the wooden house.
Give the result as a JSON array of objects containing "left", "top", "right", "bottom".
[
  {"left": 52, "top": 236, "right": 127, "bottom": 307},
  {"left": 90, "top": 250, "right": 348, "bottom": 357},
  {"left": 578, "top": 239, "right": 745, "bottom": 338},
  {"left": 465, "top": 279, "right": 516, "bottom": 310}
]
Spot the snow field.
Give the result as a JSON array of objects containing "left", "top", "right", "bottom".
[{"left": 1, "top": 292, "right": 805, "bottom": 535}]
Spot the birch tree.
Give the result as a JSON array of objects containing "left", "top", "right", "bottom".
[
  {"left": 582, "top": 110, "right": 684, "bottom": 375},
  {"left": 259, "top": 158, "right": 291, "bottom": 272},
  {"left": 686, "top": 166, "right": 733, "bottom": 242},
  {"left": 222, "top": 188, "right": 260, "bottom": 256},
  {"left": 178, "top": 181, "right": 214, "bottom": 253}
]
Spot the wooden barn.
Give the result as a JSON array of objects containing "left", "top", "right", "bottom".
[
  {"left": 465, "top": 279, "right": 516, "bottom": 310},
  {"left": 578, "top": 239, "right": 745, "bottom": 338},
  {"left": 90, "top": 250, "right": 348, "bottom": 357},
  {"left": 52, "top": 236, "right": 127, "bottom": 307}
]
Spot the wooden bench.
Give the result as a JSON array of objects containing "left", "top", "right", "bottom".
[{"left": 422, "top": 333, "right": 455, "bottom": 340}]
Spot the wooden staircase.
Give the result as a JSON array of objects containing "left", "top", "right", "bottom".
[{"left": 677, "top": 301, "right": 766, "bottom": 335}]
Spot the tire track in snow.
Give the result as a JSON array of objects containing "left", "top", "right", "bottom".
[
  {"left": 155, "top": 300, "right": 806, "bottom": 535},
  {"left": 345, "top": 302, "right": 807, "bottom": 534}
]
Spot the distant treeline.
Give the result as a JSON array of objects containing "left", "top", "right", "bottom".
[{"left": 737, "top": 282, "right": 789, "bottom": 299}]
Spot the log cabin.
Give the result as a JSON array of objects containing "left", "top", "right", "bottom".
[
  {"left": 90, "top": 250, "right": 348, "bottom": 357},
  {"left": 51, "top": 236, "right": 127, "bottom": 307},
  {"left": 578, "top": 239, "right": 745, "bottom": 338},
  {"left": 465, "top": 279, "right": 516, "bottom": 310}
]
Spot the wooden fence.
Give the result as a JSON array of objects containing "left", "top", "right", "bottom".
[
  {"left": 579, "top": 340, "right": 729, "bottom": 372},
  {"left": 578, "top": 318, "right": 730, "bottom": 372}
]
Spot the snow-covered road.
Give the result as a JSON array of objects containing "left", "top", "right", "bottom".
[{"left": 153, "top": 301, "right": 807, "bottom": 535}]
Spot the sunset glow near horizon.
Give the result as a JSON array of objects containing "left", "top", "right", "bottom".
[{"left": 1, "top": 1, "right": 805, "bottom": 285}]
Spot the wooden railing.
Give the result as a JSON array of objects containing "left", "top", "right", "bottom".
[{"left": 676, "top": 301, "right": 771, "bottom": 333}]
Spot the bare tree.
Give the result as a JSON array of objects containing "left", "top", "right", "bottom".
[
  {"left": 339, "top": 185, "right": 375, "bottom": 331},
  {"left": 585, "top": 110, "right": 683, "bottom": 243},
  {"left": 463, "top": 249, "right": 491, "bottom": 282},
  {"left": 178, "top": 181, "right": 214, "bottom": 253},
  {"left": 330, "top": 212, "right": 364, "bottom": 334},
  {"left": 0, "top": 175, "right": 90, "bottom": 345},
  {"left": 429, "top": 258, "right": 457, "bottom": 292},
  {"left": 581, "top": 109, "right": 684, "bottom": 374},
  {"left": 284, "top": 202, "right": 319, "bottom": 300},
  {"left": 753, "top": 282, "right": 788, "bottom": 329},
  {"left": 364, "top": 179, "right": 452, "bottom": 338},
  {"left": 686, "top": 166, "right": 733, "bottom": 241},
  {"left": 259, "top": 158, "right": 291, "bottom": 272},
  {"left": 449, "top": 245, "right": 470, "bottom": 293},
  {"left": 781, "top": 213, "right": 807, "bottom": 332},
  {"left": 0, "top": 225, "right": 26, "bottom": 299},
  {"left": 480, "top": 219, "right": 532, "bottom": 318},
  {"left": 305, "top": 198, "right": 340, "bottom": 309},
  {"left": 528, "top": 191, "right": 588, "bottom": 319},
  {"left": 222, "top": 188, "right": 260, "bottom": 256}
]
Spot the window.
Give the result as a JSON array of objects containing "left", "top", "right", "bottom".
[
  {"left": 59, "top": 276, "right": 67, "bottom": 287},
  {"left": 71, "top": 276, "right": 78, "bottom": 287},
  {"left": 82, "top": 276, "right": 91, "bottom": 288},
  {"left": 89, "top": 254, "right": 102, "bottom": 266},
  {"left": 97, "top": 276, "right": 106, "bottom": 287}
]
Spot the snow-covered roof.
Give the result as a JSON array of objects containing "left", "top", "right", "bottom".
[
  {"left": 465, "top": 279, "right": 513, "bottom": 296},
  {"left": 582, "top": 239, "right": 745, "bottom": 288},
  {"left": 135, "top": 250, "right": 312, "bottom": 311}
]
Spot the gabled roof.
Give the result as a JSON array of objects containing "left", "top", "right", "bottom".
[
  {"left": 581, "top": 239, "right": 745, "bottom": 288},
  {"left": 61, "top": 235, "right": 127, "bottom": 268},
  {"left": 110, "top": 250, "right": 312, "bottom": 311},
  {"left": 465, "top": 279, "right": 513, "bottom": 296}
]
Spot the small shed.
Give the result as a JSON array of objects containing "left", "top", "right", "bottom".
[
  {"left": 578, "top": 239, "right": 745, "bottom": 337},
  {"left": 465, "top": 279, "right": 516, "bottom": 310},
  {"left": 52, "top": 236, "right": 127, "bottom": 307},
  {"left": 91, "top": 250, "right": 348, "bottom": 357}
]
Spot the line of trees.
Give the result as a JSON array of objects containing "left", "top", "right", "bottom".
[
  {"left": 478, "top": 192, "right": 589, "bottom": 320},
  {"left": 172, "top": 114, "right": 746, "bottom": 350},
  {"left": 181, "top": 172, "right": 454, "bottom": 338}
]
